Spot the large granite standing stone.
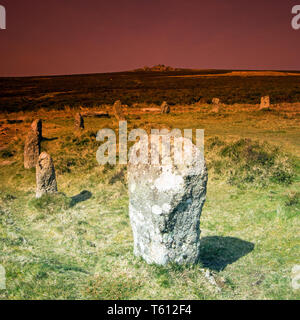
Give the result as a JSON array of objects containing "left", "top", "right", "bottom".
[
  {"left": 24, "top": 130, "right": 40, "bottom": 169},
  {"left": 128, "top": 136, "right": 208, "bottom": 265},
  {"left": 36, "top": 152, "right": 58, "bottom": 198},
  {"left": 160, "top": 101, "right": 170, "bottom": 114},
  {"left": 31, "top": 119, "right": 42, "bottom": 142},
  {"left": 260, "top": 96, "right": 270, "bottom": 110},
  {"left": 113, "top": 100, "right": 126, "bottom": 121},
  {"left": 74, "top": 113, "right": 84, "bottom": 130}
]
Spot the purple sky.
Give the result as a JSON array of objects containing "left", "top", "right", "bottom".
[{"left": 0, "top": 0, "right": 300, "bottom": 76}]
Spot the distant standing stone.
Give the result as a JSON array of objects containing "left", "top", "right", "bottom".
[
  {"left": 113, "top": 100, "right": 126, "bottom": 121},
  {"left": 211, "top": 98, "right": 220, "bottom": 113},
  {"left": 160, "top": 101, "right": 170, "bottom": 114},
  {"left": 24, "top": 130, "right": 40, "bottom": 169},
  {"left": 260, "top": 96, "right": 270, "bottom": 110},
  {"left": 36, "top": 152, "right": 58, "bottom": 198},
  {"left": 74, "top": 113, "right": 84, "bottom": 130},
  {"left": 212, "top": 98, "right": 220, "bottom": 105},
  {"left": 128, "top": 136, "right": 208, "bottom": 265},
  {"left": 31, "top": 119, "right": 43, "bottom": 142}
]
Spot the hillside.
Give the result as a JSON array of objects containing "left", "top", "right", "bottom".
[{"left": 1, "top": 69, "right": 300, "bottom": 113}]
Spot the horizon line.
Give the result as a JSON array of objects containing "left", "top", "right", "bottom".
[{"left": 1, "top": 67, "right": 300, "bottom": 79}]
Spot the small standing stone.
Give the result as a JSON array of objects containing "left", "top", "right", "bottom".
[
  {"left": 260, "top": 96, "right": 270, "bottom": 110},
  {"left": 24, "top": 130, "right": 40, "bottom": 169},
  {"left": 211, "top": 98, "right": 220, "bottom": 113},
  {"left": 36, "top": 152, "right": 58, "bottom": 198},
  {"left": 113, "top": 100, "right": 126, "bottom": 121},
  {"left": 74, "top": 113, "right": 84, "bottom": 130},
  {"left": 31, "top": 119, "right": 42, "bottom": 142},
  {"left": 160, "top": 101, "right": 170, "bottom": 114},
  {"left": 212, "top": 98, "right": 220, "bottom": 105}
]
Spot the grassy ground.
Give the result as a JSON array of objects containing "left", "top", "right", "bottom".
[{"left": 0, "top": 102, "right": 299, "bottom": 300}]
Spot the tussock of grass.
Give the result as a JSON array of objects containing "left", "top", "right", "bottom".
[
  {"left": 109, "top": 167, "right": 127, "bottom": 185},
  {"left": 28, "top": 194, "right": 71, "bottom": 215},
  {"left": 285, "top": 191, "right": 299, "bottom": 207},
  {"left": 85, "top": 273, "right": 142, "bottom": 300},
  {"left": 0, "top": 147, "right": 15, "bottom": 159},
  {"left": 283, "top": 192, "right": 300, "bottom": 219},
  {"left": 207, "top": 138, "right": 295, "bottom": 187}
]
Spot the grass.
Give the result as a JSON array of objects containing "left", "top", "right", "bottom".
[
  {"left": 207, "top": 138, "right": 295, "bottom": 187},
  {"left": 0, "top": 102, "right": 299, "bottom": 300}
]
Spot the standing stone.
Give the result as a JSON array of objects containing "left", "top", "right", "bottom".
[
  {"left": 260, "top": 96, "right": 270, "bottom": 110},
  {"left": 74, "top": 113, "right": 84, "bottom": 130},
  {"left": 31, "top": 119, "right": 42, "bottom": 142},
  {"left": 211, "top": 98, "right": 220, "bottom": 113},
  {"left": 212, "top": 98, "right": 220, "bottom": 105},
  {"left": 113, "top": 100, "right": 126, "bottom": 121},
  {"left": 160, "top": 101, "right": 170, "bottom": 114},
  {"left": 24, "top": 130, "right": 40, "bottom": 169},
  {"left": 36, "top": 152, "right": 58, "bottom": 198},
  {"left": 128, "top": 136, "right": 208, "bottom": 265}
]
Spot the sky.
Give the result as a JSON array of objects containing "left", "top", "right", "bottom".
[{"left": 0, "top": 0, "right": 300, "bottom": 76}]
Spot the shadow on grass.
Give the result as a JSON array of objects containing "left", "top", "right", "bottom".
[
  {"left": 42, "top": 137, "right": 58, "bottom": 142},
  {"left": 70, "top": 190, "right": 92, "bottom": 207},
  {"left": 199, "top": 236, "right": 254, "bottom": 272}
]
